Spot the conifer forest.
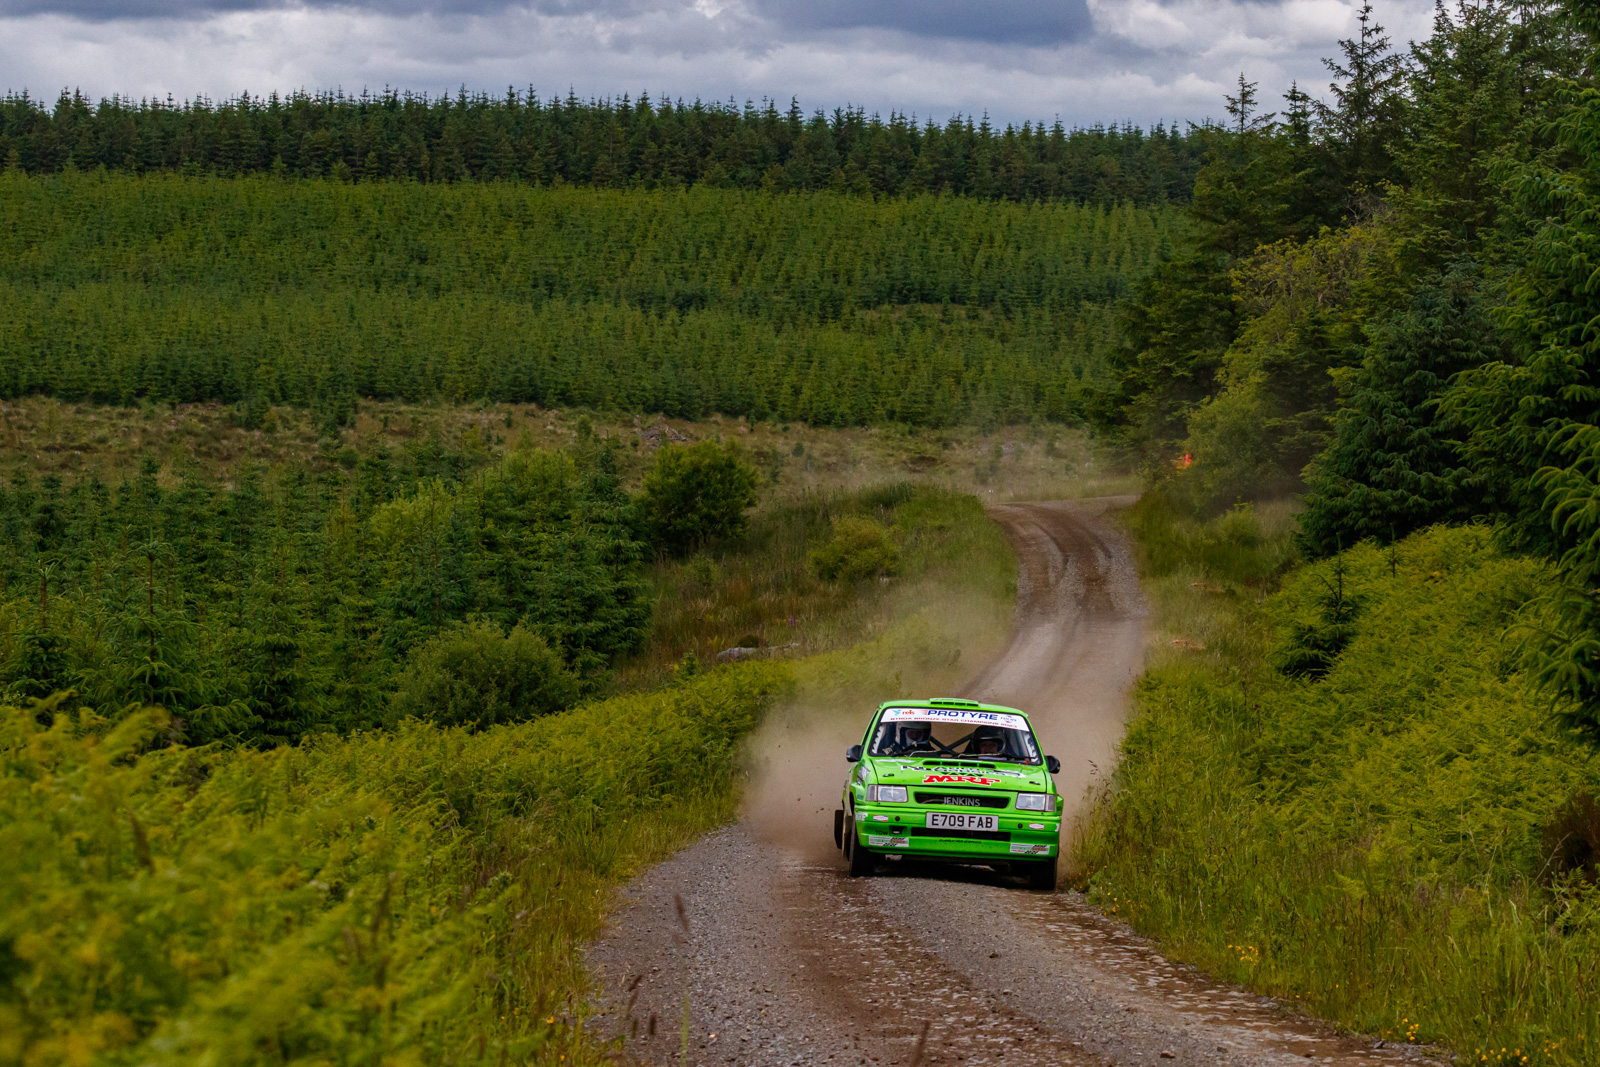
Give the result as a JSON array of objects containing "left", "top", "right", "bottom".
[
  {"left": 0, "top": 89, "right": 1204, "bottom": 202},
  {"left": 0, "top": 178, "right": 1169, "bottom": 424}
]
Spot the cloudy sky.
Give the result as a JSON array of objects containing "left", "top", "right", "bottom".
[{"left": 3, "top": 0, "right": 1435, "bottom": 127}]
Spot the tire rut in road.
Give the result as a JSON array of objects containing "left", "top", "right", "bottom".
[{"left": 778, "top": 859, "right": 1091, "bottom": 1067}]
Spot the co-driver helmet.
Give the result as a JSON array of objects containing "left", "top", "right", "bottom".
[{"left": 969, "top": 725, "right": 1006, "bottom": 756}]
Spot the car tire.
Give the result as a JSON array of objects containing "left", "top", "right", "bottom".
[
  {"left": 1024, "top": 859, "right": 1058, "bottom": 891},
  {"left": 845, "top": 819, "right": 876, "bottom": 878}
]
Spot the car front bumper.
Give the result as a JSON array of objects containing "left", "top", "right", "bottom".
[{"left": 853, "top": 804, "right": 1060, "bottom": 860}]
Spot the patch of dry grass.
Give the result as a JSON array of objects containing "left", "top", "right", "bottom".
[
  {"left": 620, "top": 484, "right": 1017, "bottom": 691},
  {"left": 0, "top": 397, "right": 1135, "bottom": 501}
]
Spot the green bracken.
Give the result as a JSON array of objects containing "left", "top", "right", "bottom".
[
  {"left": 0, "top": 664, "right": 789, "bottom": 1066},
  {"left": 0, "top": 467, "right": 1016, "bottom": 1067}
]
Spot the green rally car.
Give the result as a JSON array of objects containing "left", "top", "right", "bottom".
[{"left": 832, "top": 698, "right": 1063, "bottom": 891}]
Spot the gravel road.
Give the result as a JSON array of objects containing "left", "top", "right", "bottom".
[{"left": 588, "top": 499, "right": 1440, "bottom": 1067}]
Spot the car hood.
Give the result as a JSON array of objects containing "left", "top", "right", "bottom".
[{"left": 863, "top": 757, "right": 1053, "bottom": 793}]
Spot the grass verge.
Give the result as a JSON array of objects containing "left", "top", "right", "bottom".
[
  {"left": 1079, "top": 500, "right": 1600, "bottom": 1066},
  {"left": 0, "top": 397, "right": 1136, "bottom": 504}
]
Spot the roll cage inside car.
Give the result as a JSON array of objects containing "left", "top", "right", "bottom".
[{"left": 867, "top": 716, "right": 1042, "bottom": 764}]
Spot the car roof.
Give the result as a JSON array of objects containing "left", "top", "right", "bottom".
[{"left": 875, "top": 698, "right": 1031, "bottom": 722}]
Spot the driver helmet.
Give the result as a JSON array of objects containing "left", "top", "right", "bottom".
[
  {"left": 969, "top": 726, "right": 1006, "bottom": 756},
  {"left": 902, "top": 722, "right": 932, "bottom": 747}
]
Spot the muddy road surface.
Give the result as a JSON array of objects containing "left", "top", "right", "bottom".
[{"left": 589, "top": 499, "right": 1435, "bottom": 1067}]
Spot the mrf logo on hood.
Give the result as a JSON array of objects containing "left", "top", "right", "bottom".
[{"left": 922, "top": 774, "right": 1002, "bottom": 786}]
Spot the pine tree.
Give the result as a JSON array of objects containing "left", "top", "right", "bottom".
[{"left": 1224, "top": 73, "right": 1274, "bottom": 135}]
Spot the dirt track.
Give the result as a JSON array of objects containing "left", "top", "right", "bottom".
[{"left": 588, "top": 500, "right": 1437, "bottom": 1067}]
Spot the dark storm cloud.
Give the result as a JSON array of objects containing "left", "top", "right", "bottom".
[
  {"left": 1, "top": 0, "right": 1091, "bottom": 44},
  {"left": 0, "top": 0, "right": 671, "bottom": 21},
  {"left": 0, "top": 0, "right": 254, "bottom": 16},
  {"left": 751, "top": 0, "right": 1092, "bottom": 46}
]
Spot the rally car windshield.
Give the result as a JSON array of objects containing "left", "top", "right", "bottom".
[{"left": 867, "top": 708, "right": 1041, "bottom": 764}]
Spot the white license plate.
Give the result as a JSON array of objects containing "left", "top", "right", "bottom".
[{"left": 925, "top": 812, "right": 998, "bottom": 832}]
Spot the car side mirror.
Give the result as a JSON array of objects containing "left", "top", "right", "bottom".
[
  {"left": 1046, "top": 755, "right": 1061, "bottom": 775},
  {"left": 846, "top": 744, "right": 863, "bottom": 763}
]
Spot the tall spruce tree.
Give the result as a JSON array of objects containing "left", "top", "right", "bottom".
[
  {"left": 1318, "top": 1, "right": 1407, "bottom": 195},
  {"left": 1100, "top": 80, "right": 1327, "bottom": 454}
]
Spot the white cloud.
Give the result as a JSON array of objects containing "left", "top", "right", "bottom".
[
  {"left": 1088, "top": 0, "right": 1192, "bottom": 51},
  {"left": 0, "top": 0, "right": 1438, "bottom": 126}
]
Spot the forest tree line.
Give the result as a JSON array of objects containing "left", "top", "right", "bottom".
[
  {"left": 0, "top": 89, "right": 1204, "bottom": 205},
  {"left": 1092, "top": 0, "right": 1600, "bottom": 734}
]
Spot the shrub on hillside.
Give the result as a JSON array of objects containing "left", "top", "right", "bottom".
[
  {"left": 389, "top": 619, "right": 580, "bottom": 728},
  {"left": 811, "top": 517, "right": 901, "bottom": 582},
  {"left": 638, "top": 441, "right": 759, "bottom": 556}
]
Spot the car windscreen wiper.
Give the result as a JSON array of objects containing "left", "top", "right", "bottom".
[{"left": 933, "top": 753, "right": 1030, "bottom": 763}]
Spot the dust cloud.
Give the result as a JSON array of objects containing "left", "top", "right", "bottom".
[
  {"left": 743, "top": 699, "right": 869, "bottom": 865},
  {"left": 742, "top": 583, "right": 1012, "bottom": 865}
]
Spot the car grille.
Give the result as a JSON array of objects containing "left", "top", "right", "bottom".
[
  {"left": 906, "top": 827, "right": 1012, "bottom": 843},
  {"left": 914, "top": 791, "right": 1009, "bottom": 809}
]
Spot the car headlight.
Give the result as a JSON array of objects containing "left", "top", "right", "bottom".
[
  {"left": 1014, "top": 792, "right": 1056, "bottom": 812},
  {"left": 867, "top": 784, "right": 908, "bottom": 803}
]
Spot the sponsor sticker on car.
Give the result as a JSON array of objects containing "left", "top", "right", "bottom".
[
  {"left": 868, "top": 836, "right": 910, "bottom": 848},
  {"left": 1008, "top": 843, "right": 1053, "bottom": 856},
  {"left": 920, "top": 765, "right": 1026, "bottom": 778},
  {"left": 883, "top": 707, "right": 1030, "bottom": 730},
  {"left": 922, "top": 774, "right": 1002, "bottom": 786}
]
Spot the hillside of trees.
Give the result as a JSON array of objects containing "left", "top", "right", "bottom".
[
  {"left": 0, "top": 178, "right": 1169, "bottom": 425},
  {"left": 0, "top": 89, "right": 1203, "bottom": 204}
]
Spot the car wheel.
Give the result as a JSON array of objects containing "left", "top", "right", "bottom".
[
  {"left": 845, "top": 818, "right": 875, "bottom": 878},
  {"left": 1023, "top": 859, "right": 1058, "bottom": 891}
]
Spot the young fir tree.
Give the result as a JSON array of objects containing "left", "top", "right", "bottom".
[
  {"left": 233, "top": 547, "right": 322, "bottom": 746},
  {"left": 7, "top": 568, "right": 72, "bottom": 713}
]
